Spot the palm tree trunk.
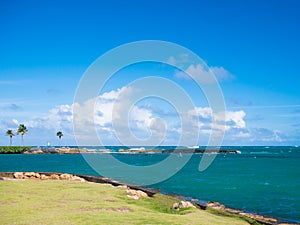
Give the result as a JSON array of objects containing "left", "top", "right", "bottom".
[
  {"left": 21, "top": 135, "right": 24, "bottom": 146},
  {"left": 10, "top": 136, "right": 12, "bottom": 146}
]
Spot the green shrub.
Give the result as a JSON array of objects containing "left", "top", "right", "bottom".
[{"left": 0, "top": 146, "right": 31, "bottom": 154}]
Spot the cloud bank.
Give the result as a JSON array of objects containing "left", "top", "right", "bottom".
[{"left": 0, "top": 85, "right": 288, "bottom": 146}]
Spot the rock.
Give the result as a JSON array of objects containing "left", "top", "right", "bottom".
[
  {"left": 248, "top": 214, "right": 277, "bottom": 224},
  {"left": 117, "top": 185, "right": 128, "bottom": 189},
  {"left": 264, "top": 217, "right": 277, "bottom": 223},
  {"left": 126, "top": 189, "right": 148, "bottom": 199},
  {"left": 40, "top": 174, "right": 49, "bottom": 180},
  {"left": 135, "top": 190, "right": 147, "bottom": 198},
  {"left": 127, "top": 195, "right": 139, "bottom": 200},
  {"left": 34, "top": 173, "right": 40, "bottom": 178},
  {"left": 172, "top": 202, "right": 179, "bottom": 209},
  {"left": 225, "top": 208, "right": 242, "bottom": 214},
  {"left": 50, "top": 174, "right": 60, "bottom": 180},
  {"left": 207, "top": 201, "right": 225, "bottom": 210},
  {"left": 0, "top": 177, "right": 12, "bottom": 180},
  {"left": 24, "top": 172, "right": 36, "bottom": 178},
  {"left": 32, "top": 149, "right": 43, "bottom": 154},
  {"left": 179, "top": 201, "right": 196, "bottom": 208},
  {"left": 13, "top": 172, "right": 24, "bottom": 179},
  {"left": 172, "top": 201, "right": 196, "bottom": 210},
  {"left": 71, "top": 176, "right": 85, "bottom": 182},
  {"left": 68, "top": 149, "right": 80, "bottom": 154},
  {"left": 207, "top": 202, "right": 279, "bottom": 225},
  {"left": 24, "top": 172, "right": 35, "bottom": 177},
  {"left": 60, "top": 173, "right": 72, "bottom": 180}
]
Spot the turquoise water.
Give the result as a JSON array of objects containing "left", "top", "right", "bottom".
[{"left": 0, "top": 146, "right": 299, "bottom": 223}]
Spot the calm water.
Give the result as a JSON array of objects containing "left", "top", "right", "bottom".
[{"left": 0, "top": 146, "right": 299, "bottom": 223}]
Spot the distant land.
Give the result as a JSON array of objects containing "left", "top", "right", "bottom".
[{"left": 0, "top": 146, "right": 241, "bottom": 154}]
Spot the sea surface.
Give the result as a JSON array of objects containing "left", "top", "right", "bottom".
[{"left": 0, "top": 146, "right": 299, "bottom": 223}]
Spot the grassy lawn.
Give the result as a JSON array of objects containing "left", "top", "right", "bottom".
[{"left": 0, "top": 180, "right": 251, "bottom": 225}]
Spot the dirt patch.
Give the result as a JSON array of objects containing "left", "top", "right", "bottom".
[
  {"left": 77, "top": 207, "right": 133, "bottom": 213},
  {"left": 104, "top": 199, "right": 119, "bottom": 202}
]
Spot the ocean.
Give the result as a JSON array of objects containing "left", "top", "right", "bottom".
[{"left": 0, "top": 146, "right": 299, "bottom": 223}]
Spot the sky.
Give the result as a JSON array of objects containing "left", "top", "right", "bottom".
[{"left": 0, "top": 0, "right": 300, "bottom": 146}]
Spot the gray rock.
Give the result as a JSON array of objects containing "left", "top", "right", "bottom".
[{"left": 172, "top": 201, "right": 196, "bottom": 210}]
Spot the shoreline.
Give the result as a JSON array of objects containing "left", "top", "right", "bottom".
[
  {"left": 0, "top": 146, "right": 241, "bottom": 154},
  {"left": 0, "top": 172, "right": 296, "bottom": 225}
]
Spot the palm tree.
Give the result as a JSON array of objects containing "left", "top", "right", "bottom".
[
  {"left": 56, "top": 131, "right": 63, "bottom": 147},
  {"left": 17, "top": 124, "right": 28, "bottom": 146},
  {"left": 6, "top": 130, "right": 15, "bottom": 146}
]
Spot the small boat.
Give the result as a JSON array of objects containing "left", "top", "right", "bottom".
[{"left": 187, "top": 145, "right": 199, "bottom": 149}]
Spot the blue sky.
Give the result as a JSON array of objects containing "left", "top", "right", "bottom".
[{"left": 0, "top": 0, "right": 300, "bottom": 146}]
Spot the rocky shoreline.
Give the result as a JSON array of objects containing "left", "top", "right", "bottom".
[
  {"left": 21, "top": 147, "right": 241, "bottom": 154},
  {"left": 0, "top": 172, "right": 297, "bottom": 225}
]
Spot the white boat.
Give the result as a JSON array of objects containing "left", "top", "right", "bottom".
[
  {"left": 129, "top": 147, "right": 145, "bottom": 151},
  {"left": 187, "top": 145, "right": 199, "bottom": 149}
]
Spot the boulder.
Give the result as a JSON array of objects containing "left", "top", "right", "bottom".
[
  {"left": 172, "top": 202, "right": 179, "bottom": 209},
  {"left": 60, "top": 173, "right": 72, "bottom": 180},
  {"left": 70, "top": 175, "right": 85, "bottom": 182},
  {"left": 172, "top": 201, "right": 196, "bottom": 210},
  {"left": 13, "top": 172, "right": 24, "bottom": 179},
  {"left": 32, "top": 149, "right": 43, "bottom": 154},
  {"left": 136, "top": 190, "right": 148, "bottom": 198},
  {"left": 179, "top": 201, "right": 196, "bottom": 208},
  {"left": 207, "top": 201, "right": 225, "bottom": 210},
  {"left": 24, "top": 172, "right": 36, "bottom": 178},
  {"left": 40, "top": 174, "right": 49, "bottom": 180},
  {"left": 126, "top": 189, "right": 148, "bottom": 199},
  {"left": 50, "top": 174, "right": 60, "bottom": 180},
  {"left": 225, "top": 208, "right": 242, "bottom": 214}
]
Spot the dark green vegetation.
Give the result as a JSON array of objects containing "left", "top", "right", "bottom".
[{"left": 0, "top": 146, "right": 31, "bottom": 154}]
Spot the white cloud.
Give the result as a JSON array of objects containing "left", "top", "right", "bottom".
[
  {"left": 224, "top": 110, "right": 246, "bottom": 129},
  {"left": 189, "top": 107, "right": 212, "bottom": 119},
  {"left": 100, "top": 88, "right": 126, "bottom": 101},
  {"left": 174, "top": 64, "right": 212, "bottom": 83},
  {"left": 130, "top": 106, "right": 153, "bottom": 129},
  {"left": 251, "top": 128, "right": 283, "bottom": 143},
  {"left": 1, "top": 85, "right": 288, "bottom": 146},
  {"left": 167, "top": 54, "right": 190, "bottom": 68},
  {"left": 210, "top": 66, "right": 235, "bottom": 82},
  {"left": 169, "top": 55, "right": 234, "bottom": 83},
  {"left": 0, "top": 118, "right": 19, "bottom": 130},
  {"left": 12, "top": 119, "right": 19, "bottom": 125},
  {"left": 189, "top": 107, "right": 246, "bottom": 131},
  {"left": 26, "top": 104, "right": 73, "bottom": 130},
  {"left": 175, "top": 64, "right": 234, "bottom": 84},
  {"left": 71, "top": 98, "right": 249, "bottom": 145}
]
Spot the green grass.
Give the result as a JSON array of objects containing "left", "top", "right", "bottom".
[
  {"left": 0, "top": 146, "right": 31, "bottom": 154},
  {"left": 0, "top": 180, "right": 252, "bottom": 225},
  {"left": 206, "top": 208, "right": 262, "bottom": 225}
]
